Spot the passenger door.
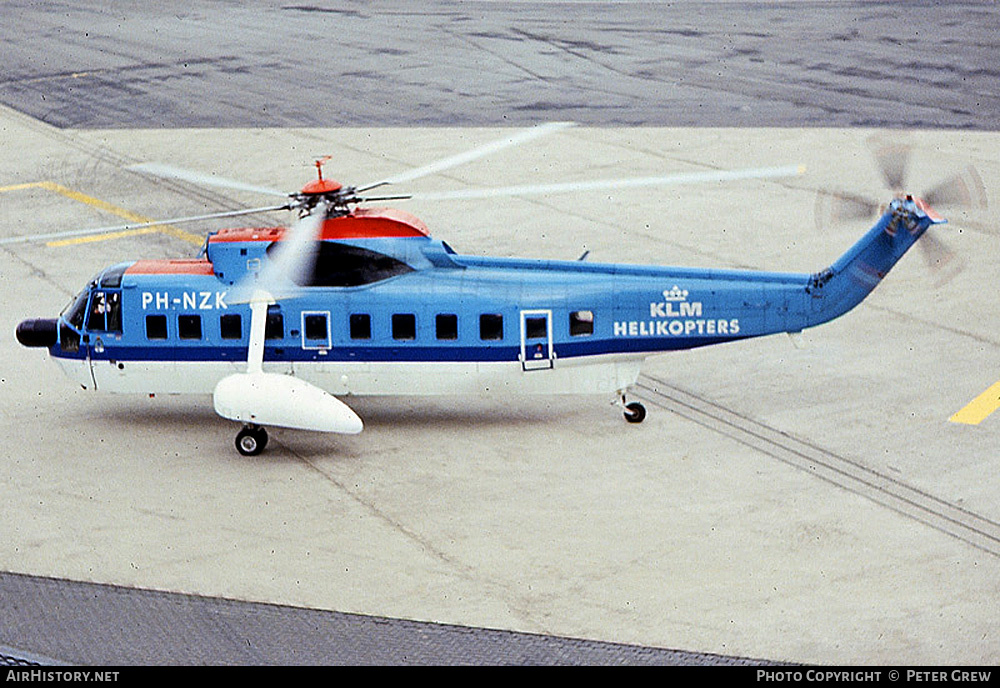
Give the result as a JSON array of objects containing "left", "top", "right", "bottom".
[
  {"left": 519, "top": 309, "right": 554, "bottom": 371},
  {"left": 300, "top": 310, "right": 332, "bottom": 353}
]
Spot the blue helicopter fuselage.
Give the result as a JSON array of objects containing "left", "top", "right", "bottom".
[{"left": 34, "top": 199, "right": 940, "bottom": 399}]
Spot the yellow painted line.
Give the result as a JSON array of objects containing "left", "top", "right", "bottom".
[
  {"left": 949, "top": 380, "right": 1000, "bottom": 425},
  {"left": 157, "top": 226, "right": 207, "bottom": 245},
  {"left": 0, "top": 180, "right": 203, "bottom": 246},
  {"left": 38, "top": 182, "right": 205, "bottom": 246},
  {"left": 36, "top": 181, "right": 155, "bottom": 225},
  {"left": 0, "top": 182, "right": 48, "bottom": 192}
]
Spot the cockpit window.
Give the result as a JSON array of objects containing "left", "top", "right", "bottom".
[
  {"left": 269, "top": 241, "right": 414, "bottom": 287},
  {"left": 62, "top": 289, "right": 90, "bottom": 329},
  {"left": 86, "top": 290, "right": 122, "bottom": 333}
]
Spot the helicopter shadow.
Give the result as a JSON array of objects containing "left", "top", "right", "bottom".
[
  {"left": 278, "top": 395, "right": 592, "bottom": 462},
  {"left": 84, "top": 394, "right": 586, "bottom": 463},
  {"left": 345, "top": 395, "right": 576, "bottom": 429}
]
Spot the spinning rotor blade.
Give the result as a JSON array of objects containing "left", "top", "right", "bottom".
[
  {"left": 918, "top": 230, "right": 964, "bottom": 287},
  {"left": 407, "top": 165, "right": 806, "bottom": 202},
  {"left": 228, "top": 202, "right": 326, "bottom": 304},
  {"left": 814, "top": 191, "right": 882, "bottom": 231},
  {"left": 869, "top": 137, "right": 911, "bottom": 194},
  {"left": 357, "top": 121, "right": 576, "bottom": 192},
  {"left": 922, "top": 165, "right": 988, "bottom": 211},
  {"left": 916, "top": 166, "right": 984, "bottom": 285},
  {"left": 816, "top": 136, "right": 989, "bottom": 287},
  {"left": 0, "top": 204, "right": 290, "bottom": 246},
  {"left": 351, "top": 194, "right": 414, "bottom": 204},
  {"left": 129, "top": 162, "right": 290, "bottom": 198},
  {"left": 818, "top": 137, "right": 988, "bottom": 230}
]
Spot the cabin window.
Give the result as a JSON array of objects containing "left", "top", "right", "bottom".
[
  {"left": 265, "top": 306, "right": 283, "bottom": 340},
  {"left": 350, "top": 313, "right": 371, "bottom": 340},
  {"left": 304, "top": 313, "right": 328, "bottom": 341},
  {"left": 570, "top": 310, "right": 594, "bottom": 336},
  {"left": 146, "top": 314, "right": 168, "bottom": 340},
  {"left": 436, "top": 314, "right": 458, "bottom": 340},
  {"left": 178, "top": 314, "right": 202, "bottom": 340},
  {"left": 220, "top": 314, "right": 242, "bottom": 340},
  {"left": 479, "top": 314, "right": 503, "bottom": 341},
  {"left": 392, "top": 314, "right": 416, "bottom": 341},
  {"left": 524, "top": 316, "right": 548, "bottom": 340}
]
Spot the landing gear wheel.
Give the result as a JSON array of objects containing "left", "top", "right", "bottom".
[
  {"left": 235, "top": 425, "right": 268, "bottom": 456},
  {"left": 623, "top": 401, "right": 646, "bottom": 424}
]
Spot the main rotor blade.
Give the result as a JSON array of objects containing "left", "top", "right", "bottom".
[
  {"left": 228, "top": 204, "right": 326, "bottom": 304},
  {"left": 357, "top": 121, "right": 576, "bottom": 192},
  {"left": 405, "top": 165, "right": 806, "bottom": 202},
  {"left": 129, "top": 162, "right": 290, "bottom": 198},
  {"left": 0, "top": 204, "right": 290, "bottom": 246}
]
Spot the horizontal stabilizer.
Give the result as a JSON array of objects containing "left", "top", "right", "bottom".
[{"left": 213, "top": 373, "right": 363, "bottom": 434}]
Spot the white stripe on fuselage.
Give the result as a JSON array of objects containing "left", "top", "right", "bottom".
[{"left": 64, "top": 353, "right": 646, "bottom": 397}]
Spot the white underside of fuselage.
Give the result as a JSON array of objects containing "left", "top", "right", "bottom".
[{"left": 54, "top": 353, "right": 646, "bottom": 398}]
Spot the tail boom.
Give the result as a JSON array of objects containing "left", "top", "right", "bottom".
[{"left": 802, "top": 196, "right": 944, "bottom": 328}]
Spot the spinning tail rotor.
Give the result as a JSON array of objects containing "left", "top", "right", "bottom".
[{"left": 815, "top": 135, "right": 988, "bottom": 284}]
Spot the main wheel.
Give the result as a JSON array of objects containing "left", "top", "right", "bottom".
[
  {"left": 623, "top": 401, "right": 646, "bottom": 424},
  {"left": 235, "top": 425, "right": 268, "bottom": 456}
]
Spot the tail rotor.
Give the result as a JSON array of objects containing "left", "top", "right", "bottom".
[
  {"left": 921, "top": 165, "right": 988, "bottom": 211},
  {"left": 870, "top": 137, "right": 911, "bottom": 195},
  {"left": 815, "top": 134, "right": 989, "bottom": 286}
]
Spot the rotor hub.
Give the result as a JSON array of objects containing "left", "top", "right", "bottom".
[{"left": 299, "top": 178, "right": 343, "bottom": 195}]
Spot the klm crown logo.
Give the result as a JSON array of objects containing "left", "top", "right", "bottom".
[{"left": 662, "top": 286, "right": 689, "bottom": 302}]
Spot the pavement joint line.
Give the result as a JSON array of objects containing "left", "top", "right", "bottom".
[
  {"left": 634, "top": 374, "right": 1000, "bottom": 558},
  {"left": 0, "top": 181, "right": 203, "bottom": 247}
]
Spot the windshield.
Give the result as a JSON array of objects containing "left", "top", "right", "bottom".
[{"left": 61, "top": 286, "right": 92, "bottom": 329}]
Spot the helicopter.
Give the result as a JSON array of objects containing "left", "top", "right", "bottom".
[{"left": 14, "top": 125, "right": 985, "bottom": 455}]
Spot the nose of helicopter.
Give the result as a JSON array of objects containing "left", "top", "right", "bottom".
[{"left": 16, "top": 318, "right": 58, "bottom": 348}]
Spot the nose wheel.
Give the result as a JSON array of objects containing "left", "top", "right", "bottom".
[{"left": 235, "top": 424, "right": 269, "bottom": 456}]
